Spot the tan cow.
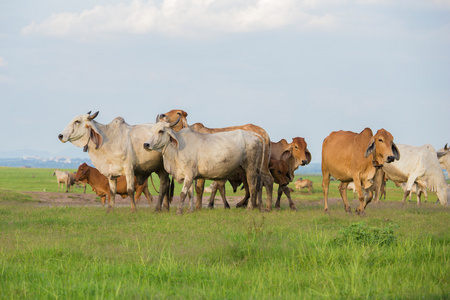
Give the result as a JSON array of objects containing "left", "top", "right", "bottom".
[
  {"left": 321, "top": 128, "right": 399, "bottom": 215},
  {"left": 159, "top": 109, "right": 274, "bottom": 211},
  {"left": 295, "top": 178, "right": 314, "bottom": 194}
]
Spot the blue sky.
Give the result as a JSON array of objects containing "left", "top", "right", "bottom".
[{"left": 1, "top": 0, "right": 449, "bottom": 163}]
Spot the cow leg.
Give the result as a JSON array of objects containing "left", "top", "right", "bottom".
[
  {"left": 275, "top": 185, "right": 283, "bottom": 209},
  {"left": 322, "top": 172, "right": 331, "bottom": 213},
  {"left": 246, "top": 174, "right": 258, "bottom": 211},
  {"left": 338, "top": 182, "right": 352, "bottom": 213},
  {"left": 107, "top": 177, "right": 117, "bottom": 213},
  {"left": 188, "top": 185, "right": 195, "bottom": 213},
  {"left": 125, "top": 173, "right": 137, "bottom": 212},
  {"left": 402, "top": 190, "right": 410, "bottom": 204},
  {"left": 101, "top": 195, "right": 106, "bottom": 206},
  {"left": 209, "top": 181, "right": 230, "bottom": 209},
  {"left": 263, "top": 172, "right": 274, "bottom": 212},
  {"left": 353, "top": 180, "right": 366, "bottom": 216},
  {"left": 282, "top": 185, "right": 297, "bottom": 211},
  {"left": 195, "top": 179, "right": 205, "bottom": 210},
  {"left": 208, "top": 181, "right": 219, "bottom": 209},
  {"left": 236, "top": 178, "right": 250, "bottom": 208},
  {"left": 155, "top": 169, "right": 170, "bottom": 212},
  {"left": 424, "top": 189, "right": 428, "bottom": 203},
  {"left": 178, "top": 178, "right": 194, "bottom": 215}
]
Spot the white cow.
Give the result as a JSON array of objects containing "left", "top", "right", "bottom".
[
  {"left": 53, "top": 169, "right": 71, "bottom": 192},
  {"left": 382, "top": 144, "right": 448, "bottom": 205},
  {"left": 58, "top": 111, "right": 171, "bottom": 212},
  {"left": 143, "top": 119, "right": 265, "bottom": 214},
  {"left": 437, "top": 144, "right": 450, "bottom": 174}
]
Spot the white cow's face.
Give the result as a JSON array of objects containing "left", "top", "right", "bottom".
[
  {"left": 58, "top": 111, "right": 101, "bottom": 149},
  {"left": 143, "top": 121, "right": 174, "bottom": 152}
]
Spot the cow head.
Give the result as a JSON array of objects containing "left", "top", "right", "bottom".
[
  {"left": 437, "top": 143, "right": 450, "bottom": 170},
  {"left": 158, "top": 109, "right": 189, "bottom": 132},
  {"left": 58, "top": 111, "right": 102, "bottom": 152},
  {"left": 269, "top": 158, "right": 290, "bottom": 186},
  {"left": 144, "top": 116, "right": 181, "bottom": 152},
  {"left": 74, "top": 163, "right": 89, "bottom": 182},
  {"left": 280, "top": 137, "right": 312, "bottom": 169},
  {"left": 364, "top": 128, "right": 400, "bottom": 166}
]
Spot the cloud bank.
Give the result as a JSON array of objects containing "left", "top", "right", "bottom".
[{"left": 21, "top": 0, "right": 340, "bottom": 39}]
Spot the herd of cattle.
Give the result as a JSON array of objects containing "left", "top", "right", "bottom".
[{"left": 56, "top": 110, "right": 449, "bottom": 215}]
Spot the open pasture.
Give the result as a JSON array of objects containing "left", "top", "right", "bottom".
[{"left": 0, "top": 167, "right": 449, "bottom": 299}]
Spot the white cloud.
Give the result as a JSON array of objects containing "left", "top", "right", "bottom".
[{"left": 21, "top": 0, "right": 340, "bottom": 39}]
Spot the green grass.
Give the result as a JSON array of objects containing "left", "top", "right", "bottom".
[{"left": 0, "top": 167, "right": 448, "bottom": 299}]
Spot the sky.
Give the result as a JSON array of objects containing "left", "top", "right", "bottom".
[{"left": 1, "top": 0, "right": 449, "bottom": 163}]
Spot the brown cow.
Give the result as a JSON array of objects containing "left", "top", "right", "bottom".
[
  {"left": 75, "top": 163, "right": 152, "bottom": 206},
  {"left": 268, "top": 138, "right": 311, "bottom": 210},
  {"left": 321, "top": 128, "right": 399, "bottom": 215},
  {"left": 159, "top": 109, "right": 274, "bottom": 211},
  {"left": 295, "top": 178, "right": 314, "bottom": 194}
]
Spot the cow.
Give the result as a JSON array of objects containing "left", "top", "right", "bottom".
[
  {"left": 159, "top": 109, "right": 274, "bottom": 211},
  {"left": 382, "top": 144, "right": 448, "bottom": 205},
  {"left": 346, "top": 182, "right": 357, "bottom": 196},
  {"left": 437, "top": 143, "right": 450, "bottom": 174},
  {"left": 143, "top": 117, "right": 265, "bottom": 214},
  {"left": 295, "top": 178, "right": 314, "bottom": 194},
  {"left": 74, "top": 163, "right": 152, "bottom": 206},
  {"left": 52, "top": 169, "right": 71, "bottom": 193},
  {"left": 58, "top": 111, "right": 171, "bottom": 212},
  {"left": 397, "top": 182, "right": 428, "bottom": 204},
  {"left": 257, "top": 138, "right": 311, "bottom": 210},
  {"left": 321, "top": 128, "right": 400, "bottom": 215}
]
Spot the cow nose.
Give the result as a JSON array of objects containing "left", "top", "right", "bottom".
[
  {"left": 143, "top": 143, "right": 150, "bottom": 150},
  {"left": 387, "top": 156, "right": 395, "bottom": 163},
  {"left": 301, "top": 160, "right": 308, "bottom": 165},
  {"left": 58, "top": 134, "right": 63, "bottom": 141}
]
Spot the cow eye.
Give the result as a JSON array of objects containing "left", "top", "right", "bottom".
[
  {"left": 74, "top": 120, "right": 80, "bottom": 125},
  {"left": 158, "top": 130, "right": 164, "bottom": 134},
  {"left": 378, "top": 139, "right": 383, "bottom": 142}
]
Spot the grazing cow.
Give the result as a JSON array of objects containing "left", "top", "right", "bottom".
[
  {"left": 58, "top": 111, "right": 170, "bottom": 212},
  {"left": 159, "top": 109, "right": 274, "bottom": 211},
  {"left": 53, "top": 169, "right": 71, "bottom": 193},
  {"left": 143, "top": 118, "right": 264, "bottom": 214},
  {"left": 260, "top": 138, "right": 311, "bottom": 210},
  {"left": 382, "top": 144, "right": 448, "bottom": 205},
  {"left": 437, "top": 144, "right": 450, "bottom": 174},
  {"left": 397, "top": 182, "right": 428, "bottom": 204},
  {"left": 75, "top": 163, "right": 152, "bottom": 206},
  {"left": 295, "top": 178, "right": 314, "bottom": 194},
  {"left": 322, "top": 128, "right": 400, "bottom": 215}
]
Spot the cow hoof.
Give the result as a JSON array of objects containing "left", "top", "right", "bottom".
[
  {"left": 106, "top": 206, "right": 113, "bottom": 214},
  {"left": 208, "top": 205, "right": 214, "bottom": 209},
  {"left": 324, "top": 208, "right": 330, "bottom": 214},
  {"left": 290, "top": 205, "right": 297, "bottom": 211},
  {"left": 176, "top": 208, "right": 183, "bottom": 215}
]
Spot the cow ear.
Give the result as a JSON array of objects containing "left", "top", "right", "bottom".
[
  {"left": 168, "top": 130, "right": 179, "bottom": 149},
  {"left": 365, "top": 137, "right": 375, "bottom": 158},
  {"left": 280, "top": 149, "right": 292, "bottom": 161},
  {"left": 88, "top": 125, "right": 102, "bottom": 149},
  {"left": 392, "top": 143, "right": 400, "bottom": 160},
  {"left": 305, "top": 150, "right": 312, "bottom": 164}
]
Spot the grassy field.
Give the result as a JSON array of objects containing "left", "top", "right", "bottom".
[{"left": 0, "top": 167, "right": 449, "bottom": 299}]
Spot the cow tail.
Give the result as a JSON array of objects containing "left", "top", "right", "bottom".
[
  {"left": 252, "top": 132, "right": 265, "bottom": 190},
  {"left": 169, "top": 176, "right": 175, "bottom": 204},
  {"left": 150, "top": 173, "right": 159, "bottom": 194}
]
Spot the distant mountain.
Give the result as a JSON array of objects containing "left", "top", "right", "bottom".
[
  {"left": 295, "top": 163, "right": 321, "bottom": 175},
  {"left": 0, "top": 156, "right": 92, "bottom": 169}
]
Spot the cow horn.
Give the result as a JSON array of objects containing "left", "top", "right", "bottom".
[
  {"left": 156, "top": 114, "right": 160, "bottom": 123},
  {"left": 445, "top": 143, "right": 448, "bottom": 151},
  {"left": 87, "top": 111, "right": 99, "bottom": 120},
  {"left": 87, "top": 111, "right": 91, "bottom": 115},
  {"left": 170, "top": 115, "right": 181, "bottom": 128}
]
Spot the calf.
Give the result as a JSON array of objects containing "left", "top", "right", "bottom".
[
  {"left": 52, "top": 169, "right": 71, "bottom": 193},
  {"left": 295, "top": 178, "right": 314, "bottom": 194},
  {"left": 75, "top": 163, "right": 152, "bottom": 206}
]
